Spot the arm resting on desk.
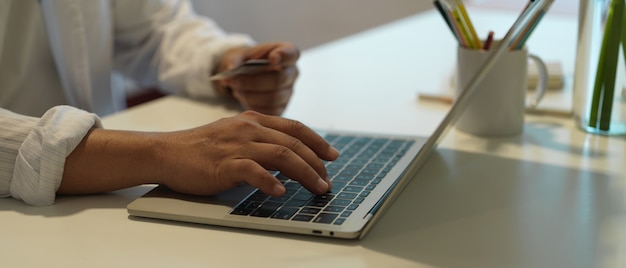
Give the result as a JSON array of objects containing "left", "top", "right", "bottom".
[
  {"left": 0, "top": 106, "right": 100, "bottom": 206},
  {"left": 60, "top": 111, "right": 338, "bottom": 200}
]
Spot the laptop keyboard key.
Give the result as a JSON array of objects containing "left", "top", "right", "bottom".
[
  {"left": 250, "top": 202, "right": 281, "bottom": 217},
  {"left": 292, "top": 192, "right": 314, "bottom": 201},
  {"left": 271, "top": 207, "right": 299, "bottom": 220},
  {"left": 231, "top": 207, "right": 253, "bottom": 215},
  {"left": 323, "top": 206, "right": 345, "bottom": 213},
  {"left": 337, "top": 192, "right": 358, "bottom": 200},
  {"left": 330, "top": 199, "right": 351, "bottom": 206},
  {"left": 313, "top": 213, "right": 338, "bottom": 224},
  {"left": 300, "top": 207, "right": 321, "bottom": 214},
  {"left": 307, "top": 200, "right": 329, "bottom": 207},
  {"left": 247, "top": 192, "right": 269, "bottom": 202},
  {"left": 343, "top": 186, "right": 363, "bottom": 193},
  {"left": 346, "top": 204, "right": 359, "bottom": 211},
  {"left": 333, "top": 218, "right": 346, "bottom": 225},
  {"left": 292, "top": 214, "right": 314, "bottom": 222}
]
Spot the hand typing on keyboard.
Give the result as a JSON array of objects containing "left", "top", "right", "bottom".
[
  {"left": 149, "top": 111, "right": 338, "bottom": 197},
  {"left": 61, "top": 110, "right": 338, "bottom": 199},
  {"left": 230, "top": 134, "right": 415, "bottom": 225}
]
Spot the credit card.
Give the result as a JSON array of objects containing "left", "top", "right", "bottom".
[{"left": 210, "top": 59, "right": 271, "bottom": 81}]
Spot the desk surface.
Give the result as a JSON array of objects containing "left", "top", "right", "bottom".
[{"left": 3, "top": 8, "right": 626, "bottom": 268}]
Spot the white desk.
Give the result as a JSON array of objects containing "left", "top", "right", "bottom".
[{"left": 3, "top": 8, "right": 625, "bottom": 268}]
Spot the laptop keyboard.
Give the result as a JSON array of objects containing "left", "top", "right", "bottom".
[{"left": 230, "top": 134, "right": 415, "bottom": 225}]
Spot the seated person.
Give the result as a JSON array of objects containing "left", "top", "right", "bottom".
[{"left": 0, "top": 0, "right": 337, "bottom": 206}]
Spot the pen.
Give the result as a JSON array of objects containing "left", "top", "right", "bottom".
[
  {"left": 483, "top": 31, "right": 495, "bottom": 50},
  {"left": 454, "top": 0, "right": 482, "bottom": 48},
  {"left": 510, "top": 6, "right": 546, "bottom": 50},
  {"left": 417, "top": 92, "right": 572, "bottom": 117},
  {"left": 421, "top": 0, "right": 555, "bottom": 150},
  {"left": 507, "top": 0, "right": 554, "bottom": 50},
  {"left": 433, "top": 0, "right": 459, "bottom": 43},
  {"left": 522, "top": 0, "right": 536, "bottom": 13},
  {"left": 438, "top": 0, "right": 471, "bottom": 48},
  {"left": 443, "top": 0, "right": 474, "bottom": 48},
  {"left": 445, "top": 7, "right": 470, "bottom": 47}
]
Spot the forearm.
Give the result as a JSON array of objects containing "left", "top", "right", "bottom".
[{"left": 59, "top": 128, "right": 164, "bottom": 194}]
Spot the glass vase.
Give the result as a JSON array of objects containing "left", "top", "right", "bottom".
[{"left": 573, "top": 0, "right": 626, "bottom": 135}]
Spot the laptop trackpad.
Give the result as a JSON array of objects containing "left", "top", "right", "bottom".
[
  {"left": 143, "top": 185, "right": 256, "bottom": 206},
  {"left": 128, "top": 184, "right": 256, "bottom": 219}
]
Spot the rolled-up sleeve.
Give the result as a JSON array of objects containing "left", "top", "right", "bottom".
[{"left": 0, "top": 106, "right": 100, "bottom": 206}]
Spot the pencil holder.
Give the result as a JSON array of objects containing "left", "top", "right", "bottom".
[{"left": 573, "top": 0, "right": 626, "bottom": 135}]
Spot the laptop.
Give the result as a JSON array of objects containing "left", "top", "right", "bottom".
[{"left": 126, "top": 11, "right": 529, "bottom": 238}]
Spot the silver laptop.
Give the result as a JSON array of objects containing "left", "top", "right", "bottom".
[
  {"left": 127, "top": 129, "right": 432, "bottom": 239},
  {"left": 126, "top": 11, "right": 531, "bottom": 238}
]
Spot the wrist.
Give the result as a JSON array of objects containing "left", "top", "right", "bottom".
[{"left": 60, "top": 129, "right": 165, "bottom": 194}]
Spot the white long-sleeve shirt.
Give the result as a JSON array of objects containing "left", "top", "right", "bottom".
[{"left": 0, "top": 0, "right": 254, "bottom": 206}]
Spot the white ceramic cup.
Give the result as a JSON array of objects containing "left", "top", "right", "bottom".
[{"left": 455, "top": 43, "right": 548, "bottom": 136}]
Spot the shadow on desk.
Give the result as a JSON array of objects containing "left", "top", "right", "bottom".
[
  {"left": 0, "top": 185, "right": 154, "bottom": 217},
  {"left": 478, "top": 120, "right": 623, "bottom": 158},
  {"left": 521, "top": 120, "right": 624, "bottom": 155},
  {"left": 361, "top": 148, "right": 621, "bottom": 268}
]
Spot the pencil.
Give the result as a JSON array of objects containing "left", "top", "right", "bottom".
[
  {"left": 417, "top": 92, "right": 454, "bottom": 104},
  {"left": 445, "top": 0, "right": 475, "bottom": 48},
  {"left": 510, "top": 7, "right": 546, "bottom": 50},
  {"left": 446, "top": 7, "right": 470, "bottom": 47},
  {"left": 434, "top": 0, "right": 460, "bottom": 43},
  {"left": 506, "top": 0, "right": 551, "bottom": 50},
  {"left": 455, "top": 0, "right": 482, "bottom": 48},
  {"left": 421, "top": 0, "right": 554, "bottom": 145},
  {"left": 522, "top": 0, "right": 535, "bottom": 13},
  {"left": 483, "top": 31, "right": 495, "bottom": 50},
  {"left": 439, "top": 0, "right": 471, "bottom": 47},
  {"left": 417, "top": 92, "right": 572, "bottom": 117}
]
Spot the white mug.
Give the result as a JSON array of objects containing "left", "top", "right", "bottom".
[{"left": 455, "top": 43, "right": 548, "bottom": 136}]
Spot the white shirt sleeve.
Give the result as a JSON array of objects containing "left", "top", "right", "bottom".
[
  {"left": 0, "top": 106, "right": 100, "bottom": 206},
  {"left": 112, "top": 0, "right": 255, "bottom": 99}
]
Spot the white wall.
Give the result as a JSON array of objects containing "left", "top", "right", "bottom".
[{"left": 190, "top": 0, "right": 433, "bottom": 50}]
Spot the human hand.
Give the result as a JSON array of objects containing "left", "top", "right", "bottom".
[
  {"left": 214, "top": 42, "right": 300, "bottom": 116},
  {"left": 155, "top": 111, "right": 337, "bottom": 197}
]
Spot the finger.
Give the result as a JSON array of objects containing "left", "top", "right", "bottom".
[
  {"left": 246, "top": 142, "right": 330, "bottom": 195},
  {"left": 242, "top": 111, "right": 339, "bottom": 162},
  {"left": 267, "top": 43, "right": 300, "bottom": 66},
  {"left": 245, "top": 42, "right": 300, "bottom": 66},
  {"left": 229, "top": 65, "right": 299, "bottom": 93},
  {"left": 219, "top": 159, "right": 286, "bottom": 197},
  {"left": 215, "top": 47, "right": 248, "bottom": 96},
  {"left": 235, "top": 113, "right": 333, "bottom": 190},
  {"left": 220, "top": 47, "right": 248, "bottom": 70},
  {"left": 246, "top": 123, "right": 329, "bottom": 182}
]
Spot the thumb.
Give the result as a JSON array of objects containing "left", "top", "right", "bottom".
[{"left": 220, "top": 47, "right": 249, "bottom": 71}]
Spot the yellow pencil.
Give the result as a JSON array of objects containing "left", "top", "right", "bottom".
[
  {"left": 449, "top": 5, "right": 474, "bottom": 48},
  {"left": 454, "top": 0, "right": 482, "bottom": 49}
]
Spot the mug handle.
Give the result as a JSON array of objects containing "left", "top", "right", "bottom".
[{"left": 527, "top": 54, "right": 548, "bottom": 109}]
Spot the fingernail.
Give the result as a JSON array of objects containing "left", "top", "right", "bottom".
[
  {"left": 330, "top": 147, "right": 340, "bottom": 158},
  {"left": 324, "top": 177, "right": 333, "bottom": 190},
  {"left": 272, "top": 184, "right": 285, "bottom": 196},
  {"left": 270, "top": 53, "right": 281, "bottom": 65},
  {"left": 317, "top": 178, "right": 329, "bottom": 193}
]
